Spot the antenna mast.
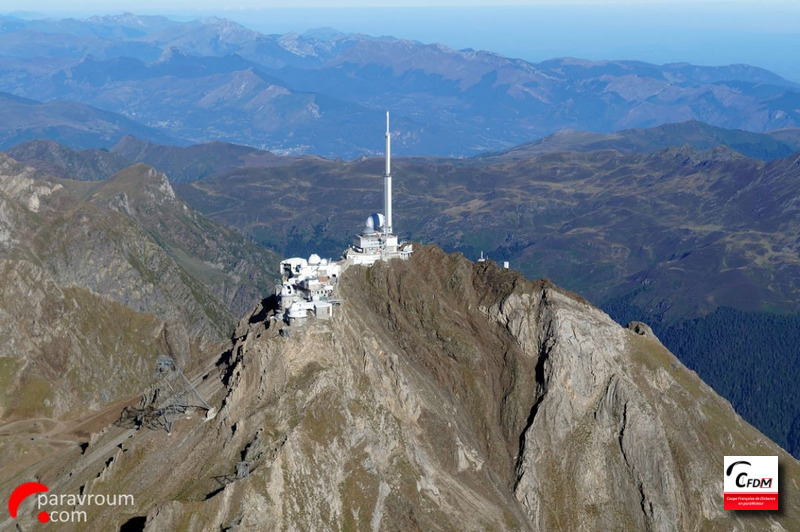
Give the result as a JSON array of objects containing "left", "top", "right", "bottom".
[{"left": 384, "top": 111, "right": 393, "bottom": 235}]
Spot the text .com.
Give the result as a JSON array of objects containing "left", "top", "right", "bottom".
[{"left": 37, "top": 493, "right": 135, "bottom": 523}]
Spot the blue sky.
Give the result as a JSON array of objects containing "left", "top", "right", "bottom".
[{"left": 3, "top": 1, "right": 799, "bottom": 82}]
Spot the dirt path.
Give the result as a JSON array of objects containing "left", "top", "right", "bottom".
[{"left": 0, "top": 395, "right": 141, "bottom": 443}]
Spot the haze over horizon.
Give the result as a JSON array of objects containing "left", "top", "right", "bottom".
[{"left": 2, "top": 1, "right": 799, "bottom": 82}]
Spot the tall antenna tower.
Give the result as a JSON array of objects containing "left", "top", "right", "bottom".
[{"left": 383, "top": 111, "right": 393, "bottom": 235}]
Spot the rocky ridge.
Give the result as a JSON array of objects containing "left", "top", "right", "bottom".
[
  {"left": 2, "top": 246, "right": 797, "bottom": 531},
  {"left": 0, "top": 155, "right": 278, "bottom": 422}
]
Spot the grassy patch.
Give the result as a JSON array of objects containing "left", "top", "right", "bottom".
[
  {"left": 303, "top": 392, "right": 346, "bottom": 445},
  {"left": 11, "top": 376, "right": 53, "bottom": 418},
  {"left": 0, "top": 357, "right": 20, "bottom": 411}
]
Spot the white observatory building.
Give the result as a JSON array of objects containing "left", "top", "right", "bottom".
[
  {"left": 344, "top": 111, "right": 413, "bottom": 265},
  {"left": 274, "top": 112, "right": 412, "bottom": 325}
]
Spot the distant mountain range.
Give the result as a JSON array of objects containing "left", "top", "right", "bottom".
[
  {"left": 2, "top": 14, "right": 800, "bottom": 156},
  {"left": 6, "top": 119, "right": 799, "bottom": 188}
]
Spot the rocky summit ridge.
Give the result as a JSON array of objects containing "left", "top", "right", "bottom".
[{"left": 2, "top": 245, "right": 797, "bottom": 531}]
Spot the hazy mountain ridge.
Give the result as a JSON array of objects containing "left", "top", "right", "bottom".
[
  {"left": 3, "top": 139, "right": 131, "bottom": 181},
  {"left": 5, "top": 136, "right": 293, "bottom": 182},
  {"left": 7, "top": 134, "right": 799, "bottom": 317},
  {"left": 2, "top": 14, "right": 800, "bottom": 156},
  {"left": 108, "top": 135, "right": 286, "bottom": 182},
  {"left": 1, "top": 246, "right": 798, "bottom": 530},
  {"left": 0, "top": 91, "right": 177, "bottom": 151},
  {"left": 485, "top": 120, "right": 800, "bottom": 162}
]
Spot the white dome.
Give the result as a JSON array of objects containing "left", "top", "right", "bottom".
[
  {"left": 365, "top": 213, "right": 385, "bottom": 232},
  {"left": 308, "top": 253, "right": 321, "bottom": 265}
]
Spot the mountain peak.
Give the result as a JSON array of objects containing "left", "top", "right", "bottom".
[
  {"left": 301, "top": 26, "right": 346, "bottom": 41},
  {"left": 93, "top": 163, "right": 177, "bottom": 214},
  {"left": 224, "top": 245, "right": 799, "bottom": 529},
  {"left": 197, "top": 16, "right": 259, "bottom": 40},
  {"left": 115, "top": 162, "right": 175, "bottom": 193},
  {"left": 278, "top": 31, "right": 319, "bottom": 57},
  {"left": 15, "top": 244, "right": 796, "bottom": 530},
  {"left": 158, "top": 45, "right": 189, "bottom": 62}
]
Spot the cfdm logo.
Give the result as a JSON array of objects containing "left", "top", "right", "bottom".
[{"left": 724, "top": 456, "right": 778, "bottom": 510}]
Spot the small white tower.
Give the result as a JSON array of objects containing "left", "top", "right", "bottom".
[{"left": 384, "top": 111, "right": 393, "bottom": 235}]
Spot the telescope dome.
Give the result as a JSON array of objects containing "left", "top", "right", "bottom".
[{"left": 365, "top": 213, "right": 385, "bottom": 233}]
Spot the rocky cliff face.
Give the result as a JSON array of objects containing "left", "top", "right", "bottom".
[{"left": 2, "top": 246, "right": 798, "bottom": 531}]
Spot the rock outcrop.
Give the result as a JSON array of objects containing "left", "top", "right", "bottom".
[{"left": 2, "top": 246, "right": 798, "bottom": 531}]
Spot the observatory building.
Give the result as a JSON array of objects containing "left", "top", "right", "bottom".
[
  {"left": 275, "top": 112, "right": 412, "bottom": 324},
  {"left": 276, "top": 254, "right": 342, "bottom": 325}
]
